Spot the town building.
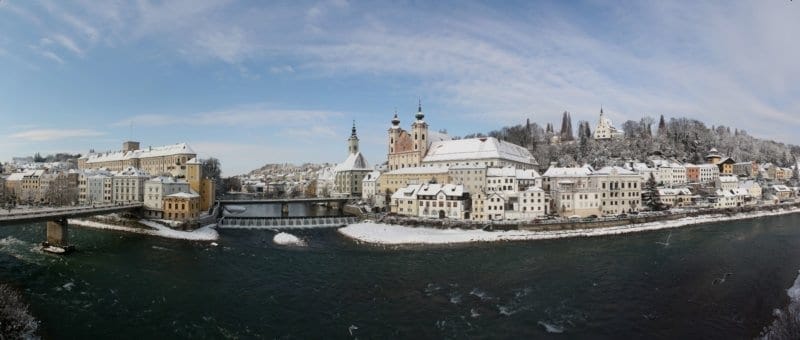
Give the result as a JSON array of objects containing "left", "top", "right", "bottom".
[
  {"left": 657, "top": 188, "right": 694, "bottom": 208},
  {"left": 448, "top": 165, "right": 488, "bottom": 196},
  {"left": 79, "top": 141, "right": 196, "bottom": 176},
  {"left": 591, "top": 166, "right": 642, "bottom": 215},
  {"left": 486, "top": 167, "right": 541, "bottom": 193},
  {"left": 733, "top": 162, "right": 758, "bottom": 178},
  {"left": 738, "top": 180, "right": 763, "bottom": 200},
  {"left": 361, "top": 170, "right": 384, "bottom": 209},
  {"left": 112, "top": 167, "right": 149, "bottom": 203},
  {"left": 379, "top": 166, "right": 450, "bottom": 195},
  {"left": 185, "top": 158, "right": 216, "bottom": 212},
  {"left": 144, "top": 177, "right": 191, "bottom": 218},
  {"left": 592, "top": 108, "right": 623, "bottom": 140},
  {"left": 162, "top": 192, "right": 201, "bottom": 222},
  {"left": 416, "top": 184, "right": 470, "bottom": 219},
  {"left": 79, "top": 170, "right": 113, "bottom": 205},
  {"left": 716, "top": 175, "right": 739, "bottom": 191},
  {"left": 390, "top": 184, "right": 422, "bottom": 216}
]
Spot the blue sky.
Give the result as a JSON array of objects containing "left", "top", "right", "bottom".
[{"left": 1, "top": 1, "right": 798, "bottom": 175}]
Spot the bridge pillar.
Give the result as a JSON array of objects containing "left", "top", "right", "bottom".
[
  {"left": 43, "top": 218, "right": 74, "bottom": 254},
  {"left": 281, "top": 202, "right": 289, "bottom": 218}
]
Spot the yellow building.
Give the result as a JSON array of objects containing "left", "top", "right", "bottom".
[
  {"left": 379, "top": 167, "right": 450, "bottom": 195},
  {"left": 186, "top": 158, "right": 216, "bottom": 212},
  {"left": 78, "top": 141, "right": 196, "bottom": 176},
  {"left": 163, "top": 192, "right": 201, "bottom": 222}
]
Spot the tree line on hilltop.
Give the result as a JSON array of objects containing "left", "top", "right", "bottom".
[{"left": 464, "top": 112, "right": 800, "bottom": 169}]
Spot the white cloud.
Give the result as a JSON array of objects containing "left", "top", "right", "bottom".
[
  {"left": 39, "top": 50, "right": 64, "bottom": 64},
  {"left": 113, "top": 105, "right": 343, "bottom": 128},
  {"left": 51, "top": 34, "right": 84, "bottom": 56},
  {"left": 10, "top": 129, "right": 106, "bottom": 141}
]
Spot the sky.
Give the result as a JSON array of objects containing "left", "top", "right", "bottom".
[{"left": 0, "top": 1, "right": 798, "bottom": 176}]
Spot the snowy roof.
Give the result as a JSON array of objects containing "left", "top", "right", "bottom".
[
  {"left": 426, "top": 130, "right": 452, "bottom": 148},
  {"left": 423, "top": 137, "right": 536, "bottom": 165},
  {"left": 417, "top": 183, "right": 466, "bottom": 197},
  {"left": 334, "top": 152, "right": 370, "bottom": 172},
  {"left": 715, "top": 189, "right": 735, "bottom": 197},
  {"left": 543, "top": 166, "right": 592, "bottom": 178},
  {"left": 362, "top": 170, "right": 381, "bottom": 182},
  {"left": 738, "top": 180, "right": 760, "bottom": 190},
  {"left": 658, "top": 188, "right": 692, "bottom": 196},
  {"left": 187, "top": 157, "right": 201, "bottom": 165},
  {"left": 731, "top": 188, "right": 750, "bottom": 196},
  {"left": 5, "top": 172, "right": 26, "bottom": 181},
  {"left": 114, "top": 167, "right": 150, "bottom": 177},
  {"left": 718, "top": 175, "right": 738, "bottom": 183},
  {"left": 524, "top": 186, "right": 545, "bottom": 192},
  {"left": 317, "top": 167, "right": 336, "bottom": 181},
  {"left": 391, "top": 184, "right": 422, "bottom": 199},
  {"left": 773, "top": 185, "right": 791, "bottom": 192},
  {"left": 166, "top": 191, "right": 200, "bottom": 199},
  {"left": 386, "top": 166, "right": 449, "bottom": 175},
  {"left": 591, "top": 166, "right": 637, "bottom": 176},
  {"left": 486, "top": 167, "right": 540, "bottom": 179},
  {"left": 147, "top": 176, "right": 187, "bottom": 184},
  {"left": 84, "top": 143, "right": 196, "bottom": 164}
]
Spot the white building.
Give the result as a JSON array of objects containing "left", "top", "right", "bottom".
[
  {"left": 390, "top": 184, "right": 422, "bottom": 216},
  {"left": 716, "top": 175, "right": 738, "bottom": 191},
  {"left": 591, "top": 166, "right": 642, "bottom": 215},
  {"left": 79, "top": 171, "right": 113, "bottom": 205},
  {"left": 448, "top": 165, "right": 488, "bottom": 195},
  {"left": 504, "top": 187, "right": 549, "bottom": 220},
  {"left": 144, "top": 177, "right": 191, "bottom": 218},
  {"left": 592, "top": 108, "right": 624, "bottom": 140},
  {"left": 416, "top": 184, "right": 470, "bottom": 219},
  {"left": 697, "top": 164, "right": 720, "bottom": 183},
  {"left": 657, "top": 188, "right": 693, "bottom": 208},
  {"left": 656, "top": 162, "right": 687, "bottom": 187},
  {"left": 713, "top": 189, "right": 740, "bottom": 208},
  {"left": 361, "top": 170, "right": 385, "bottom": 210},
  {"left": 112, "top": 167, "right": 149, "bottom": 203},
  {"left": 485, "top": 167, "right": 542, "bottom": 194},
  {"left": 421, "top": 137, "right": 537, "bottom": 169},
  {"left": 316, "top": 166, "right": 335, "bottom": 197},
  {"left": 739, "top": 180, "right": 762, "bottom": 200}
]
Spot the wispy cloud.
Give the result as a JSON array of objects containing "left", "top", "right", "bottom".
[
  {"left": 113, "top": 105, "right": 343, "bottom": 128},
  {"left": 10, "top": 129, "right": 106, "bottom": 141},
  {"left": 51, "top": 34, "right": 84, "bottom": 56}
]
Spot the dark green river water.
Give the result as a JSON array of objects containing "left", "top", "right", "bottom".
[{"left": 2, "top": 213, "right": 800, "bottom": 339}]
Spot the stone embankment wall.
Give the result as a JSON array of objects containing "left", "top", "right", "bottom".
[{"left": 377, "top": 202, "right": 800, "bottom": 232}]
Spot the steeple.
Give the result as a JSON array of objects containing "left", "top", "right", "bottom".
[
  {"left": 600, "top": 105, "right": 604, "bottom": 115},
  {"left": 415, "top": 99, "right": 424, "bottom": 121},
  {"left": 348, "top": 120, "right": 359, "bottom": 155},
  {"left": 391, "top": 110, "right": 400, "bottom": 127}
]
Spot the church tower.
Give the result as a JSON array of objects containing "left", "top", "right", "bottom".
[
  {"left": 348, "top": 120, "right": 360, "bottom": 155},
  {"left": 411, "top": 100, "right": 429, "bottom": 158},
  {"left": 388, "top": 112, "right": 400, "bottom": 155}
]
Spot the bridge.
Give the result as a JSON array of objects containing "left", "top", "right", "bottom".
[
  {"left": 216, "top": 197, "right": 354, "bottom": 219},
  {"left": 0, "top": 203, "right": 143, "bottom": 253}
]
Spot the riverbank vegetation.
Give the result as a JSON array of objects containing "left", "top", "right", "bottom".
[{"left": 0, "top": 284, "right": 39, "bottom": 339}]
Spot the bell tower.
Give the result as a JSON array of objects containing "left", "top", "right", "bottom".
[
  {"left": 348, "top": 120, "right": 359, "bottom": 155},
  {"left": 411, "top": 100, "right": 429, "bottom": 160}
]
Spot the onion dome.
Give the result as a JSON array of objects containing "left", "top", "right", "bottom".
[
  {"left": 391, "top": 112, "right": 400, "bottom": 126},
  {"left": 415, "top": 100, "right": 424, "bottom": 121}
]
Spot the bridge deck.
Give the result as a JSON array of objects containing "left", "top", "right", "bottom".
[
  {"left": 0, "top": 204, "right": 143, "bottom": 226},
  {"left": 217, "top": 198, "right": 353, "bottom": 204}
]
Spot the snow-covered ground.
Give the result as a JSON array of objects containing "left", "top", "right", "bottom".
[
  {"left": 273, "top": 232, "right": 306, "bottom": 246},
  {"left": 339, "top": 208, "right": 800, "bottom": 245},
  {"left": 69, "top": 219, "right": 218, "bottom": 241}
]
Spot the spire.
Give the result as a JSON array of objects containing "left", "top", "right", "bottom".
[
  {"left": 391, "top": 109, "right": 400, "bottom": 127},
  {"left": 600, "top": 105, "right": 604, "bottom": 115},
  {"left": 415, "top": 99, "right": 424, "bottom": 121},
  {"left": 351, "top": 120, "right": 357, "bottom": 137}
]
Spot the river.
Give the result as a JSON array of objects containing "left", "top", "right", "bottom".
[{"left": 1, "top": 213, "right": 799, "bottom": 338}]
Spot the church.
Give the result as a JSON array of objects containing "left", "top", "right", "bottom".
[
  {"left": 380, "top": 103, "right": 537, "bottom": 196},
  {"left": 387, "top": 103, "right": 537, "bottom": 170}
]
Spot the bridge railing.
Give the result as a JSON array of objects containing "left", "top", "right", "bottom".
[{"left": 219, "top": 216, "right": 358, "bottom": 228}]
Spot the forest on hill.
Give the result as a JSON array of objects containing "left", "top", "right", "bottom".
[{"left": 463, "top": 112, "right": 800, "bottom": 169}]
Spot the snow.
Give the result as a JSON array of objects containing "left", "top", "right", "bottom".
[
  {"left": 273, "top": 232, "right": 306, "bottom": 246},
  {"left": 69, "top": 219, "right": 219, "bottom": 241},
  {"left": 334, "top": 152, "right": 370, "bottom": 171},
  {"left": 338, "top": 208, "right": 800, "bottom": 245},
  {"left": 788, "top": 270, "right": 800, "bottom": 303},
  {"left": 84, "top": 143, "right": 195, "bottom": 164},
  {"left": 423, "top": 137, "right": 535, "bottom": 165}
]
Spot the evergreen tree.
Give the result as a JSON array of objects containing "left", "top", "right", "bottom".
[
  {"left": 642, "top": 173, "right": 664, "bottom": 211},
  {"left": 658, "top": 115, "right": 667, "bottom": 136},
  {"left": 560, "top": 111, "right": 574, "bottom": 141}
]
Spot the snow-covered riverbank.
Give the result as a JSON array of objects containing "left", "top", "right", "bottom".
[
  {"left": 339, "top": 207, "right": 800, "bottom": 245},
  {"left": 69, "top": 219, "right": 218, "bottom": 241}
]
